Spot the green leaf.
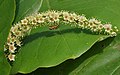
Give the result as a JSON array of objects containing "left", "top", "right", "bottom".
[
  {"left": 0, "top": 0, "right": 16, "bottom": 75},
  {"left": 17, "top": 0, "right": 120, "bottom": 74},
  {"left": 10, "top": 0, "right": 117, "bottom": 74},
  {"left": 27, "top": 35, "right": 120, "bottom": 75},
  {"left": 11, "top": 25, "right": 106, "bottom": 74},
  {"left": 70, "top": 35, "right": 120, "bottom": 75},
  {"left": 14, "top": 0, "right": 43, "bottom": 23},
  {"left": 42, "top": 0, "right": 120, "bottom": 29}
]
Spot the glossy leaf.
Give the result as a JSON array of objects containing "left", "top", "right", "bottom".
[
  {"left": 18, "top": 0, "right": 120, "bottom": 74},
  {"left": 12, "top": 25, "right": 106, "bottom": 74},
  {"left": 0, "top": 0, "right": 16, "bottom": 75},
  {"left": 14, "top": 0, "right": 43, "bottom": 23},
  {"left": 28, "top": 34, "right": 120, "bottom": 75},
  {"left": 10, "top": 0, "right": 116, "bottom": 74}
]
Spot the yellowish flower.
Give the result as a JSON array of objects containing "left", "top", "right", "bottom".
[
  {"left": 8, "top": 53, "right": 15, "bottom": 61},
  {"left": 72, "top": 13, "right": 79, "bottom": 20},
  {"left": 98, "top": 24, "right": 103, "bottom": 29},
  {"left": 7, "top": 38, "right": 11, "bottom": 45},
  {"left": 7, "top": 36, "right": 16, "bottom": 45},
  {"left": 36, "top": 16, "right": 45, "bottom": 23},
  {"left": 111, "top": 32, "right": 117, "bottom": 36},
  {"left": 91, "top": 25, "right": 97, "bottom": 32},
  {"left": 21, "top": 25, "right": 30, "bottom": 32},
  {"left": 53, "top": 13, "right": 60, "bottom": 22},
  {"left": 79, "top": 15, "right": 87, "bottom": 22},
  {"left": 104, "top": 24, "right": 112, "bottom": 33},
  {"left": 63, "top": 12, "right": 70, "bottom": 21},
  {"left": 68, "top": 13, "right": 75, "bottom": 22},
  {"left": 47, "top": 11, "right": 56, "bottom": 18},
  {"left": 89, "top": 18, "right": 101, "bottom": 25},
  {"left": 47, "top": 11, "right": 60, "bottom": 22},
  {"left": 21, "top": 18, "right": 28, "bottom": 25},
  {"left": 16, "top": 40, "right": 21, "bottom": 46},
  {"left": 9, "top": 44, "right": 16, "bottom": 53},
  {"left": 14, "top": 31, "right": 22, "bottom": 37},
  {"left": 10, "top": 25, "right": 19, "bottom": 34},
  {"left": 48, "top": 18, "right": 55, "bottom": 22}
]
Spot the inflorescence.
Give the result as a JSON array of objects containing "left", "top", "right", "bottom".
[{"left": 4, "top": 10, "right": 119, "bottom": 61}]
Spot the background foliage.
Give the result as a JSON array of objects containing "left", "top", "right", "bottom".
[
  {"left": 0, "top": 0, "right": 120, "bottom": 75},
  {"left": 0, "top": 0, "right": 15, "bottom": 75}
]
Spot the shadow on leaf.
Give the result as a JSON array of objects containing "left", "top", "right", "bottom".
[
  {"left": 23, "top": 28, "right": 99, "bottom": 46},
  {"left": 17, "top": 34, "right": 114, "bottom": 75}
]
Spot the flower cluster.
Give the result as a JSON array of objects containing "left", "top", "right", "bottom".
[{"left": 4, "top": 10, "right": 119, "bottom": 61}]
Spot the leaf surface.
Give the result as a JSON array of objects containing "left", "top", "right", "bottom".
[
  {"left": 11, "top": 0, "right": 117, "bottom": 74},
  {"left": 28, "top": 35, "right": 120, "bottom": 75},
  {"left": 0, "top": 0, "right": 16, "bottom": 75},
  {"left": 14, "top": 0, "right": 43, "bottom": 23}
]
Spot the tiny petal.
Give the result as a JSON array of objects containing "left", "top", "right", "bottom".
[
  {"left": 68, "top": 14, "right": 75, "bottom": 22},
  {"left": 111, "top": 32, "right": 117, "bottom": 36},
  {"left": 98, "top": 24, "right": 103, "bottom": 29},
  {"left": 4, "top": 45, "right": 7, "bottom": 51},
  {"left": 8, "top": 54, "right": 15, "bottom": 61},
  {"left": 36, "top": 17, "right": 45, "bottom": 23},
  {"left": 9, "top": 44, "right": 16, "bottom": 53},
  {"left": 21, "top": 18, "right": 28, "bottom": 25},
  {"left": 89, "top": 18, "right": 101, "bottom": 24},
  {"left": 63, "top": 12, "right": 70, "bottom": 21},
  {"left": 16, "top": 40, "right": 21, "bottom": 46},
  {"left": 79, "top": 15, "right": 87, "bottom": 22},
  {"left": 104, "top": 24, "right": 112, "bottom": 29}
]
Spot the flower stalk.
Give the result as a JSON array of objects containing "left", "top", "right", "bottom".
[{"left": 4, "top": 10, "right": 119, "bottom": 61}]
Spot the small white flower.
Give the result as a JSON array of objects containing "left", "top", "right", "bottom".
[
  {"left": 104, "top": 24, "right": 112, "bottom": 33},
  {"left": 8, "top": 54, "right": 15, "bottom": 61},
  {"left": 26, "top": 16, "right": 35, "bottom": 23},
  {"left": 21, "top": 18, "right": 28, "bottom": 25},
  {"left": 54, "top": 17, "right": 59, "bottom": 22},
  {"left": 78, "top": 23, "right": 85, "bottom": 29},
  {"left": 11, "top": 36, "right": 17, "bottom": 42},
  {"left": 71, "top": 13, "right": 78, "bottom": 20},
  {"left": 88, "top": 24, "right": 93, "bottom": 28},
  {"left": 78, "top": 15, "right": 87, "bottom": 22},
  {"left": 10, "top": 25, "right": 19, "bottom": 34},
  {"left": 47, "top": 11, "right": 55, "bottom": 18},
  {"left": 7, "top": 37, "right": 11, "bottom": 45},
  {"left": 37, "top": 13, "right": 43, "bottom": 17},
  {"left": 36, "top": 17, "right": 45, "bottom": 23},
  {"left": 30, "top": 17, "right": 38, "bottom": 25},
  {"left": 16, "top": 22, "right": 21, "bottom": 26},
  {"left": 9, "top": 44, "right": 16, "bottom": 53},
  {"left": 104, "top": 24, "right": 112, "bottom": 29},
  {"left": 31, "top": 21, "right": 37, "bottom": 25},
  {"left": 16, "top": 40, "right": 21, "bottom": 46},
  {"left": 89, "top": 18, "right": 101, "bottom": 24},
  {"left": 98, "top": 24, "right": 103, "bottom": 29},
  {"left": 47, "top": 11, "right": 60, "bottom": 22},
  {"left": 91, "top": 25, "right": 97, "bottom": 32},
  {"left": 14, "top": 31, "right": 22, "bottom": 37},
  {"left": 48, "top": 18, "right": 55, "bottom": 22},
  {"left": 67, "top": 13, "right": 75, "bottom": 22},
  {"left": 21, "top": 25, "right": 30, "bottom": 32},
  {"left": 63, "top": 12, "right": 70, "bottom": 21},
  {"left": 53, "top": 13, "right": 60, "bottom": 22},
  {"left": 7, "top": 36, "right": 16, "bottom": 45},
  {"left": 111, "top": 32, "right": 117, "bottom": 36}
]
